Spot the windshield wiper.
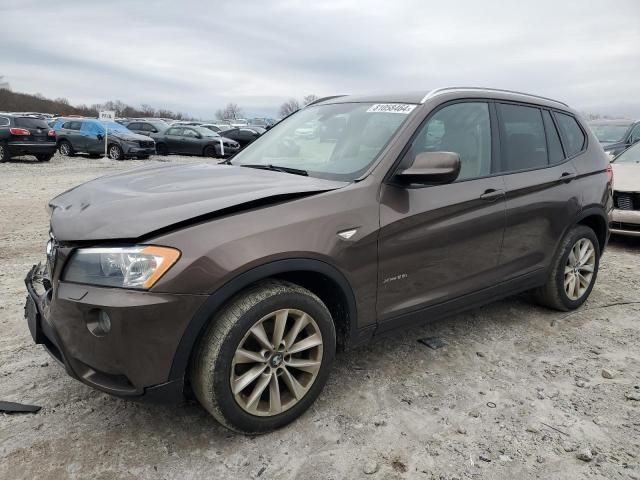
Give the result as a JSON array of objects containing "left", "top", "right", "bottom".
[{"left": 240, "top": 164, "right": 308, "bottom": 176}]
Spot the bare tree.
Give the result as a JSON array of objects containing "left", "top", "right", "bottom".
[
  {"left": 215, "top": 103, "right": 244, "bottom": 120},
  {"left": 303, "top": 94, "right": 319, "bottom": 105},
  {"left": 279, "top": 98, "right": 300, "bottom": 117}
]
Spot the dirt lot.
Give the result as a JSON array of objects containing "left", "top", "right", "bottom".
[{"left": 1, "top": 153, "right": 639, "bottom": 480}]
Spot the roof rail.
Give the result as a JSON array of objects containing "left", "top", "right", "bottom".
[
  {"left": 305, "top": 95, "right": 347, "bottom": 107},
  {"left": 420, "top": 87, "right": 568, "bottom": 107}
]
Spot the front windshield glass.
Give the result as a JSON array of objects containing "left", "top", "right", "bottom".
[
  {"left": 194, "top": 126, "right": 219, "bottom": 137},
  {"left": 102, "top": 121, "right": 131, "bottom": 133},
  {"left": 614, "top": 143, "right": 640, "bottom": 165},
  {"left": 231, "top": 102, "right": 415, "bottom": 181},
  {"left": 589, "top": 123, "right": 631, "bottom": 143}
]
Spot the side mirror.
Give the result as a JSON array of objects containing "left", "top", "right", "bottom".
[
  {"left": 96, "top": 133, "right": 104, "bottom": 141},
  {"left": 394, "top": 151, "right": 461, "bottom": 185}
]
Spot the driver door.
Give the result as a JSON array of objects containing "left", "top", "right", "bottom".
[{"left": 377, "top": 101, "right": 506, "bottom": 326}]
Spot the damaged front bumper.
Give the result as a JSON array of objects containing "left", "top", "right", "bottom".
[{"left": 24, "top": 263, "right": 205, "bottom": 403}]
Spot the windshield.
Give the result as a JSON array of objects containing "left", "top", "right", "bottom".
[
  {"left": 230, "top": 102, "right": 415, "bottom": 181},
  {"left": 102, "top": 121, "right": 131, "bottom": 133},
  {"left": 589, "top": 123, "right": 631, "bottom": 143},
  {"left": 614, "top": 143, "right": 640, "bottom": 165},
  {"left": 194, "top": 126, "right": 219, "bottom": 137}
]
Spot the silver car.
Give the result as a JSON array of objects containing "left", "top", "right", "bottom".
[{"left": 611, "top": 142, "right": 640, "bottom": 237}]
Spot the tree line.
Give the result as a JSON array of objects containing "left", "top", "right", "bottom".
[{"left": 0, "top": 88, "right": 192, "bottom": 120}]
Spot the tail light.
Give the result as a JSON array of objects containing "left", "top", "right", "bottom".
[
  {"left": 48, "top": 130, "right": 56, "bottom": 137},
  {"left": 607, "top": 163, "right": 613, "bottom": 184},
  {"left": 9, "top": 127, "right": 30, "bottom": 136}
]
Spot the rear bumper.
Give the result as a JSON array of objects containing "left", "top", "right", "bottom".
[
  {"left": 24, "top": 264, "right": 206, "bottom": 403},
  {"left": 8, "top": 142, "right": 56, "bottom": 156},
  {"left": 611, "top": 209, "right": 640, "bottom": 237}
]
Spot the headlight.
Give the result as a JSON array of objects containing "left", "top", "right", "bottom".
[{"left": 63, "top": 246, "right": 181, "bottom": 289}]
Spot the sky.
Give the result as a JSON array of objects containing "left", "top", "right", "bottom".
[{"left": 1, "top": 0, "right": 639, "bottom": 119}]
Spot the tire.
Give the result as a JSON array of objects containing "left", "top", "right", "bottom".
[
  {"left": 0, "top": 142, "right": 10, "bottom": 162},
  {"left": 58, "top": 140, "right": 74, "bottom": 157},
  {"left": 156, "top": 143, "right": 168, "bottom": 156},
  {"left": 203, "top": 145, "right": 217, "bottom": 157},
  {"left": 108, "top": 144, "right": 124, "bottom": 161},
  {"left": 35, "top": 153, "right": 53, "bottom": 162},
  {"left": 190, "top": 280, "right": 336, "bottom": 434},
  {"left": 534, "top": 225, "right": 600, "bottom": 311}
]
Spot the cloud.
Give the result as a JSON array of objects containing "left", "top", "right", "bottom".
[{"left": 1, "top": 0, "right": 639, "bottom": 118}]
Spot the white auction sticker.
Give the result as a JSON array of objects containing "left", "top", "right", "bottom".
[{"left": 366, "top": 103, "right": 417, "bottom": 114}]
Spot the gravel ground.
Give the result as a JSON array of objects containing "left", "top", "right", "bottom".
[{"left": 1, "top": 153, "right": 639, "bottom": 480}]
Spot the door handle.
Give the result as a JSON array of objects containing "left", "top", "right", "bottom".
[
  {"left": 479, "top": 189, "right": 505, "bottom": 201},
  {"left": 560, "top": 172, "right": 577, "bottom": 183}
]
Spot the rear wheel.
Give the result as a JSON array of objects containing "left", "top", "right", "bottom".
[
  {"left": 190, "top": 280, "right": 336, "bottom": 433},
  {"left": 35, "top": 153, "right": 53, "bottom": 162},
  {"left": 0, "top": 143, "right": 10, "bottom": 162},
  {"left": 156, "top": 143, "right": 168, "bottom": 156},
  {"left": 534, "top": 225, "right": 600, "bottom": 311},
  {"left": 108, "top": 144, "right": 124, "bottom": 160},
  {"left": 58, "top": 140, "right": 74, "bottom": 157}
]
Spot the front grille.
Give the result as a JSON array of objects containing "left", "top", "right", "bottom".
[
  {"left": 611, "top": 221, "right": 640, "bottom": 232},
  {"left": 613, "top": 191, "right": 638, "bottom": 211},
  {"left": 138, "top": 140, "right": 154, "bottom": 148}
]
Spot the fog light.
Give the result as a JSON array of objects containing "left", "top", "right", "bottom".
[{"left": 87, "top": 309, "right": 112, "bottom": 337}]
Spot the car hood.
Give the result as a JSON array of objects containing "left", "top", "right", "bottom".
[
  {"left": 612, "top": 163, "right": 640, "bottom": 192},
  {"left": 49, "top": 163, "right": 348, "bottom": 241}
]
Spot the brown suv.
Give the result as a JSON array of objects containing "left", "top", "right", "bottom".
[{"left": 24, "top": 87, "right": 613, "bottom": 433}]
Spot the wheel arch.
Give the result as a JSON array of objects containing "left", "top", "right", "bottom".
[
  {"left": 575, "top": 206, "right": 609, "bottom": 253},
  {"left": 168, "top": 258, "right": 358, "bottom": 381}
]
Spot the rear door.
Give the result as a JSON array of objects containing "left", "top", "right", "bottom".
[
  {"left": 182, "top": 128, "right": 203, "bottom": 154},
  {"left": 164, "top": 127, "right": 183, "bottom": 153},
  {"left": 496, "top": 103, "right": 582, "bottom": 280},
  {"left": 63, "top": 121, "right": 83, "bottom": 150},
  {"left": 378, "top": 101, "right": 506, "bottom": 323}
]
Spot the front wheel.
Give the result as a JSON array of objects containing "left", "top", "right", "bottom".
[
  {"left": 190, "top": 280, "right": 336, "bottom": 434},
  {"left": 534, "top": 225, "right": 600, "bottom": 311},
  {"left": 203, "top": 145, "right": 217, "bottom": 157},
  {"left": 108, "top": 144, "right": 124, "bottom": 160}
]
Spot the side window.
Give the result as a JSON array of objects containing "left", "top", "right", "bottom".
[
  {"left": 542, "top": 110, "right": 565, "bottom": 164},
  {"left": 128, "top": 123, "right": 141, "bottom": 130},
  {"left": 167, "top": 127, "right": 182, "bottom": 136},
  {"left": 630, "top": 124, "right": 640, "bottom": 144},
  {"left": 142, "top": 123, "right": 156, "bottom": 132},
  {"left": 554, "top": 112, "right": 585, "bottom": 157},
  {"left": 0, "top": 117, "right": 10, "bottom": 127},
  {"left": 403, "top": 102, "right": 492, "bottom": 180},
  {"left": 67, "top": 121, "right": 82, "bottom": 131},
  {"left": 498, "top": 103, "right": 548, "bottom": 171},
  {"left": 183, "top": 129, "right": 198, "bottom": 138}
]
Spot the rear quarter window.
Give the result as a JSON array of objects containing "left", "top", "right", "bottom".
[
  {"left": 0, "top": 116, "right": 10, "bottom": 127},
  {"left": 554, "top": 112, "right": 586, "bottom": 157}
]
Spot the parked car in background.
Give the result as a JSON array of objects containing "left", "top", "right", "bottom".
[
  {"left": 249, "top": 117, "right": 276, "bottom": 127},
  {"left": 155, "top": 125, "right": 240, "bottom": 157},
  {"left": 589, "top": 119, "right": 640, "bottom": 159},
  {"left": 25, "top": 87, "right": 611, "bottom": 434},
  {"left": 294, "top": 120, "right": 319, "bottom": 139},
  {"left": 53, "top": 118, "right": 155, "bottom": 160},
  {"left": 0, "top": 113, "right": 57, "bottom": 162},
  {"left": 199, "top": 124, "right": 225, "bottom": 133},
  {"left": 219, "top": 126, "right": 264, "bottom": 147},
  {"left": 226, "top": 118, "right": 248, "bottom": 127},
  {"left": 610, "top": 142, "right": 640, "bottom": 236},
  {"left": 125, "top": 119, "right": 169, "bottom": 139}
]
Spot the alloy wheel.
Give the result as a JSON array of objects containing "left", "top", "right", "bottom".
[
  {"left": 230, "top": 308, "right": 323, "bottom": 416},
  {"left": 109, "top": 145, "right": 122, "bottom": 160},
  {"left": 564, "top": 237, "right": 596, "bottom": 301},
  {"left": 60, "top": 143, "right": 70, "bottom": 155}
]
